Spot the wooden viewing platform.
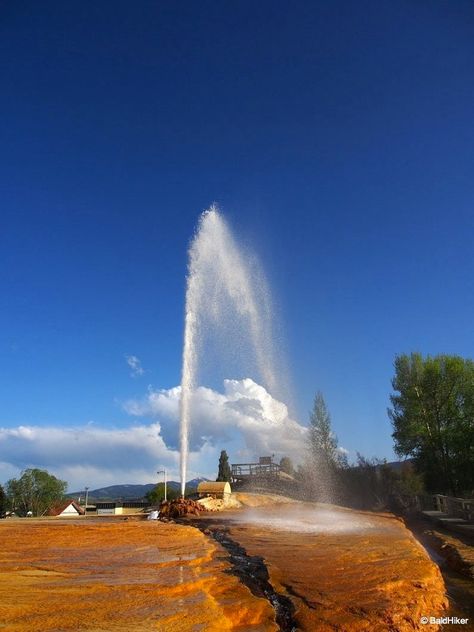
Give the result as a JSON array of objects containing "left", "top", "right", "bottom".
[{"left": 231, "top": 456, "right": 281, "bottom": 482}]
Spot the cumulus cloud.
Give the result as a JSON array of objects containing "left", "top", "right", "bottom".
[
  {"left": 0, "top": 422, "right": 181, "bottom": 490},
  {"left": 125, "top": 354, "right": 144, "bottom": 377},
  {"left": 124, "top": 378, "right": 307, "bottom": 461},
  {"left": 0, "top": 378, "right": 307, "bottom": 491},
  {"left": 0, "top": 423, "right": 167, "bottom": 470}
]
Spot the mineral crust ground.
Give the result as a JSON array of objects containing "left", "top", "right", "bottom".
[
  {"left": 0, "top": 501, "right": 449, "bottom": 631},
  {"left": 0, "top": 519, "right": 277, "bottom": 631}
]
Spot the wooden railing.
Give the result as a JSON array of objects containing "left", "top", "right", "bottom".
[
  {"left": 394, "top": 493, "right": 474, "bottom": 522},
  {"left": 231, "top": 462, "right": 281, "bottom": 479},
  {"left": 432, "top": 494, "right": 474, "bottom": 522}
]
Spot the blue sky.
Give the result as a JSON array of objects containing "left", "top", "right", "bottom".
[{"left": 1, "top": 1, "right": 473, "bottom": 489}]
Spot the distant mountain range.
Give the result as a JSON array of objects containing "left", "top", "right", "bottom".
[{"left": 69, "top": 477, "right": 210, "bottom": 501}]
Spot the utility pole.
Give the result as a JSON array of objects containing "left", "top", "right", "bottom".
[{"left": 157, "top": 470, "right": 167, "bottom": 502}]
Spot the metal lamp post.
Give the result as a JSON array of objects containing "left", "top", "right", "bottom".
[
  {"left": 157, "top": 470, "right": 167, "bottom": 502},
  {"left": 84, "top": 487, "right": 89, "bottom": 517}
]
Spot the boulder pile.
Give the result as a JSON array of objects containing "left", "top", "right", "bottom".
[{"left": 159, "top": 498, "right": 205, "bottom": 519}]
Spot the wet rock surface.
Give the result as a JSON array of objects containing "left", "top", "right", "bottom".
[
  {"left": 202, "top": 525, "right": 297, "bottom": 632},
  {"left": 0, "top": 519, "right": 277, "bottom": 631},
  {"left": 414, "top": 523, "right": 474, "bottom": 580},
  {"left": 190, "top": 503, "right": 449, "bottom": 631},
  {"left": 406, "top": 517, "right": 474, "bottom": 624}
]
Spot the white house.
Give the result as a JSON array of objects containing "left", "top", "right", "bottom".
[{"left": 47, "top": 500, "right": 85, "bottom": 517}]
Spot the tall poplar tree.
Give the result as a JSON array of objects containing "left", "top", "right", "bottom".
[{"left": 216, "top": 450, "right": 232, "bottom": 482}]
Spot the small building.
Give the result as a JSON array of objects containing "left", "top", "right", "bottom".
[
  {"left": 47, "top": 500, "right": 85, "bottom": 517},
  {"left": 197, "top": 481, "right": 231, "bottom": 499},
  {"left": 95, "top": 500, "right": 150, "bottom": 516}
]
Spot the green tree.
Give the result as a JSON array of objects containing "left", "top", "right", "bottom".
[
  {"left": 389, "top": 353, "right": 474, "bottom": 495},
  {"left": 336, "top": 455, "right": 424, "bottom": 512},
  {"left": 0, "top": 484, "right": 6, "bottom": 517},
  {"left": 145, "top": 483, "right": 179, "bottom": 504},
  {"left": 392, "top": 461, "right": 424, "bottom": 497},
  {"left": 354, "top": 455, "right": 396, "bottom": 509},
  {"left": 279, "top": 456, "right": 294, "bottom": 476},
  {"left": 309, "top": 392, "right": 344, "bottom": 468},
  {"left": 216, "top": 450, "right": 232, "bottom": 482},
  {"left": 305, "top": 392, "right": 347, "bottom": 501},
  {"left": 5, "top": 468, "right": 68, "bottom": 517}
]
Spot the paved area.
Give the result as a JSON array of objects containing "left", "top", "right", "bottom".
[{"left": 422, "top": 510, "right": 474, "bottom": 540}]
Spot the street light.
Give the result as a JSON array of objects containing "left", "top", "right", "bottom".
[
  {"left": 84, "top": 487, "right": 89, "bottom": 517},
  {"left": 157, "top": 469, "right": 167, "bottom": 502}
]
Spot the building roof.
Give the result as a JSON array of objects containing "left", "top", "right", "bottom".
[
  {"left": 47, "top": 500, "right": 85, "bottom": 516},
  {"left": 197, "top": 481, "right": 231, "bottom": 494}
]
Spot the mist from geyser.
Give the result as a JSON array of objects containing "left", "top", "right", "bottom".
[{"left": 179, "top": 205, "right": 286, "bottom": 495}]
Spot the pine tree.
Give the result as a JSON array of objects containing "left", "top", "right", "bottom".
[
  {"left": 216, "top": 450, "right": 232, "bottom": 482},
  {"left": 306, "top": 392, "right": 346, "bottom": 502},
  {"left": 309, "top": 392, "right": 339, "bottom": 467}
]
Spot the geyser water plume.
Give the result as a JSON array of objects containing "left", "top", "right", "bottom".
[{"left": 179, "top": 206, "right": 281, "bottom": 495}]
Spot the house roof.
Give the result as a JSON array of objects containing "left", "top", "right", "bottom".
[{"left": 47, "top": 500, "right": 85, "bottom": 516}]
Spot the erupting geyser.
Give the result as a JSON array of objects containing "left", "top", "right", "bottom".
[{"left": 179, "top": 206, "right": 281, "bottom": 496}]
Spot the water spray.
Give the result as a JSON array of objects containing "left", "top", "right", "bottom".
[{"left": 179, "top": 205, "right": 280, "bottom": 496}]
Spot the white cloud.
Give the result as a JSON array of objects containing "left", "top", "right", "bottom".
[
  {"left": 124, "top": 378, "right": 307, "bottom": 462},
  {"left": 0, "top": 378, "right": 307, "bottom": 492},
  {"left": 125, "top": 354, "right": 145, "bottom": 377},
  {"left": 0, "top": 422, "right": 188, "bottom": 491}
]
